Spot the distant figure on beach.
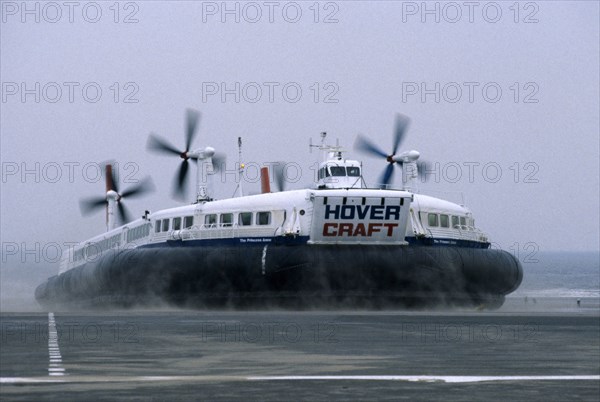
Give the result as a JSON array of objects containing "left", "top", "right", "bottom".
[{"left": 577, "top": 299, "right": 581, "bottom": 307}]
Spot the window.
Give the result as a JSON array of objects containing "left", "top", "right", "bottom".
[
  {"left": 173, "top": 217, "right": 181, "bottom": 230},
  {"left": 256, "top": 211, "right": 271, "bottom": 225},
  {"left": 239, "top": 212, "right": 252, "bottom": 226},
  {"left": 347, "top": 167, "right": 360, "bottom": 177},
  {"left": 155, "top": 220, "right": 161, "bottom": 233},
  {"left": 440, "top": 214, "right": 449, "bottom": 228},
  {"left": 220, "top": 213, "right": 233, "bottom": 227},
  {"left": 128, "top": 223, "right": 151, "bottom": 242},
  {"left": 460, "top": 216, "right": 466, "bottom": 226},
  {"left": 184, "top": 216, "right": 194, "bottom": 228},
  {"left": 330, "top": 166, "right": 346, "bottom": 176},
  {"left": 162, "top": 219, "right": 170, "bottom": 232},
  {"left": 452, "top": 216, "right": 459, "bottom": 228},
  {"left": 205, "top": 214, "right": 217, "bottom": 227},
  {"left": 428, "top": 213, "right": 438, "bottom": 227}
]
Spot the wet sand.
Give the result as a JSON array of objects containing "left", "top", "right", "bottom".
[{"left": 1, "top": 304, "right": 599, "bottom": 401}]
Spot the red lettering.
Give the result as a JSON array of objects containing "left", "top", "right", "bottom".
[
  {"left": 323, "top": 223, "right": 337, "bottom": 236},
  {"left": 338, "top": 223, "right": 353, "bottom": 236},
  {"left": 353, "top": 223, "right": 366, "bottom": 236},
  {"left": 383, "top": 223, "right": 398, "bottom": 236},
  {"left": 367, "top": 223, "right": 382, "bottom": 236},
  {"left": 323, "top": 222, "right": 398, "bottom": 237}
]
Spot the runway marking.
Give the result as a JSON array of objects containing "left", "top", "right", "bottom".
[
  {"left": 1, "top": 375, "right": 599, "bottom": 384},
  {"left": 47, "top": 313, "right": 66, "bottom": 377}
]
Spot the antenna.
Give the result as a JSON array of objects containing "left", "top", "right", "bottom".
[
  {"left": 238, "top": 137, "right": 244, "bottom": 197},
  {"left": 231, "top": 137, "right": 245, "bottom": 198},
  {"left": 309, "top": 132, "right": 327, "bottom": 153}
]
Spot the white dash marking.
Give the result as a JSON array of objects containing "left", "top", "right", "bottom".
[{"left": 47, "top": 312, "right": 67, "bottom": 377}]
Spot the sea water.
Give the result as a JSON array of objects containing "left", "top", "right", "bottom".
[{"left": 504, "top": 251, "right": 600, "bottom": 313}]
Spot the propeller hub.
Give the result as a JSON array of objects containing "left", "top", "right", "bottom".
[
  {"left": 180, "top": 152, "right": 189, "bottom": 160},
  {"left": 106, "top": 190, "right": 119, "bottom": 200},
  {"left": 386, "top": 155, "right": 395, "bottom": 163},
  {"left": 203, "top": 146, "right": 215, "bottom": 158}
]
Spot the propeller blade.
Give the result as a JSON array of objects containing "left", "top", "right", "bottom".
[
  {"left": 119, "top": 177, "right": 155, "bottom": 199},
  {"left": 392, "top": 114, "right": 410, "bottom": 154},
  {"left": 273, "top": 162, "right": 286, "bottom": 192},
  {"left": 79, "top": 196, "right": 107, "bottom": 215},
  {"left": 211, "top": 152, "right": 226, "bottom": 173},
  {"left": 379, "top": 163, "right": 395, "bottom": 189},
  {"left": 147, "top": 133, "right": 182, "bottom": 156},
  {"left": 175, "top": 159, "right": 190, "bottom": 195},
  {"left": 117, "top": 201, "right": 131, "bottom": 224},
  {"left": 185, "top": 109, "right": 200, "bottom": 152},
  {"left": 417, "top": 160, "right": 430, "bottom": 182},
  {"left": 108, "top": 165, "right": 119, "bottom": 194},
  {"left": 354, "top": 134, "right": 388, "bottom": 159}
]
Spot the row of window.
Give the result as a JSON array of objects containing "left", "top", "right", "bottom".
[
  {"left": 427, "top": 213, "right": 469, "bottom": 229},
  {"left": 126, "top": 223, "right": 151, "bottom": 243},
  {"left": 154, "top": 211, "right": 273, "bottom": 233},
  {"left": 204, "top": 211, "right": 271, "bottom": 227},
  {"left": 74, "top": 233, "right": 121, "bottom": 262},
  {"left": 155, "top": 216, "right": 194, "bottom": 233},
  {"left": 73, "top": 223, "right": 151, "bottom": 262}
]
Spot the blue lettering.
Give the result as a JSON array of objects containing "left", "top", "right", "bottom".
[
  {"left": 341, "top": 205, "right": 355, "bottom": 219},
  {"left": 385, "top": 206, "right": 401, "bottom": 220},
  {"left": 370, "top": 206, "right": 384, "bottom": 219},
  {"left": 325, "top": 204, "right": 402, "bottom": 221},
  {"left": 356, "top": 205, "right": 369, "bottom": 219},
  {"left": 325, "top": 204, "right": 340, "bottom": 219}
]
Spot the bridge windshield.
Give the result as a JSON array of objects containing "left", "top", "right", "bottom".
[
  {"left": 328, "top": 166, "right": 361, "bottom": 177},
  {"left": 330, "top": 167, "right": 346, "bottom": 176},
  {"left": 347, "top": 166, "right": 360, "bottom": 177}
]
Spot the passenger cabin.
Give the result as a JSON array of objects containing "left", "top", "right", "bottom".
[{"left": 408, "top": 194, "right": 488, "bottom": 245}]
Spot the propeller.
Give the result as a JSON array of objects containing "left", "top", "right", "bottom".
[
  {"left": 79, "top": 166, "right": 155, "bottom": 225},
  {"left": 354, "top": 114, "right": 429, "bottom": 188},
  {"left": 147, "top": 109, "right": 225, "bottom": 199},
  {"left": 272, "top": 161, "right": 287, "bottom": 192}
]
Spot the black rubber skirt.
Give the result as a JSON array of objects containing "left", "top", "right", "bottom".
[{"left": 35, "top": 245, "right": 522, "bottom": 310}]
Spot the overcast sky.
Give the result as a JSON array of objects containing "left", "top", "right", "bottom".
[{"left": 1, "top": 1, "right": 599, "bottom": 307}]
